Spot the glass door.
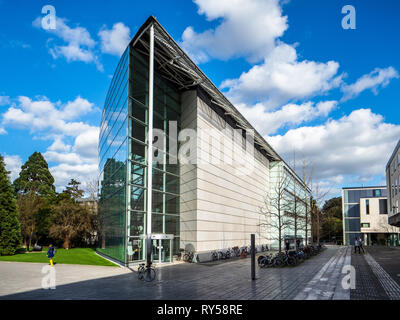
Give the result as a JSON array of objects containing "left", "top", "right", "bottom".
[
  {"left": 152, "top": 239, "right": 160, "bottom": 262},
  {"left": 161, "top": 239, "right": 172, "bottom": 262}
]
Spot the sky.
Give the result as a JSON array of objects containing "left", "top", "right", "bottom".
[{"left": 0, "top": 0, "right": 399, "bottom": 199}]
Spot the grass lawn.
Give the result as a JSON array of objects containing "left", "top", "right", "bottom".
[{"left": 0, "top": 248, "right": 118, "bottom": 267}]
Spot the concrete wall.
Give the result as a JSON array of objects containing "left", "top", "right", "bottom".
[
  {"left": 359, "top": 197, "right": 399, "bottom": 234},
  {"left": 179, "top": 90, "right": 269, "bottom": 256}
]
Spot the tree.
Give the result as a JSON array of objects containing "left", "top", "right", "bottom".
[
  {"left": 13, "top": 152, "right": 56, "bottom": 198},
  {"left": 259, "top": 169, "right": 293, "bottom": 253},
  {"left": 17, "top": 191, "right": 44, "bottom": 251},
  {"left": 0, "top": 154, "right": 22, "bottom": 255},
  {"left": 50, "top": 182, "right": 93, "bottom": 249},
  {"left": 64, "top": 179, "right": 84, "bottom": 200},
  {"left": 321, "top": 197, "right": 343, "bottom": 243}
]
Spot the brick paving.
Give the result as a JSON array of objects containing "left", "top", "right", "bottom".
[
  {"left": 2, "top": 246, "right": 399, "bottom": 300},
  {"left": 1, "top": 247, "right": 338, "bottom": 300}
]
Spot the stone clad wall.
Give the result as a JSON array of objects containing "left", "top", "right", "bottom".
[{"left": 179, "top": 90, "right": 270, "bottom": 257}]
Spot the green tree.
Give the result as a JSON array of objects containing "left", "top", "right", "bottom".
[
  {"left": 50, "top": 182, "right": 93, "bottom": 249},
  {"left": 321, "top": 197, "right": 343, "bottom": 242},
  {"left": 0, "top": 154, "right": 22, "bottom": 255},
  {"left": 17, "top": 191, "right": 44, "bottom": 251},
  {"left": 13, "top": 152, "right": 56, "bottom": 198},
  {"left": 64, "top": 179, "right": 84, "bottom": 200}
]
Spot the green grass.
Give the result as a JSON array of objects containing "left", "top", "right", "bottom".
[{"left": 0, "top": 248, "right": 118, "bottom": 267}]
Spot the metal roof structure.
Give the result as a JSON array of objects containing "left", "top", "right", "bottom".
[{"left": 129, "top": 16, "right": 281, "bottom": 162}]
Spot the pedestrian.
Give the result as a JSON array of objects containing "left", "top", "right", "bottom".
[
  {"left": 47, "top": 244, "right": 56, "bottom": 266},
  {"left": 296, "top": 238, "right": 300, "bottom": 250},
  {"left": 285, "top": 240, "right": 290, "bottom": 253},
  {"left": 354, "top": 238, "right": 360, "bottom": 254},
  {"left": 359, "top": 237, "right": 365, "bottom": 253}
]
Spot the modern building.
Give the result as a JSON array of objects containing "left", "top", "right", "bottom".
[
  {"left": 97, "top": 16, "right": 311, "bottom": 266},
  {"left": 342, "top": 186, "right": 399, "bottom": 246},
  {"left": 386, "top": 139, "right": 400, "bottom": 227}
]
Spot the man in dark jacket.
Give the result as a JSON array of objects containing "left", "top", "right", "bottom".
[{"left": 285, "top": 240, "right": 290, "bottom": 253}]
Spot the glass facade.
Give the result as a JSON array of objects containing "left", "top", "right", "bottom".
[
  {"left": 343, "top": 187, "right": 387, "bottom": 245},
  {"left": 98, "top": 41, "right": 181, "bottom": 265}
]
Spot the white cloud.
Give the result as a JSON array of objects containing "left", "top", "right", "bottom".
[
  {"left": 98, "top": 22, "right": 131, "bottom": 56},
  {"left": 3, "top": 154, "right": 22, "bottom": 182},
  {"left": 236, "top": 100, "right": 337, "bottom": 135},
  {"left": 181, "top": 0, "right": 288, "bottom": 63},
  {"left": 49, "top": 162, "right": 98, "bottom": 192},
  {"left": 48, "top": 138, "right": 71, "bottom": 152},
  {"left": 1, "top": 95, "right": 100, "bottom": 191},
  {"left": 33, "top": 17, "right": 103, "bottom": 71},
  {"left": 267, "top": 108, "right": 400, "bottom": 182},
  {"left": 2, "top": 96, "right": 95, "bottom": 137},
  {"left": 0, "top": 96, "right": 10, "bottom": 106},
  {"left": 221, "top": 43, "right": 342, "bottom": 107},
  {"left": 73, "top": 127, "right": 99, "bottom": 159},
  {"left": 341, "top": 67, "right": 399, "bottom": 101}
]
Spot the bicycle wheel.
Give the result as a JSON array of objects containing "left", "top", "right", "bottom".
[
  {"left": 287, "top": 256, "right": 297, "bottom": 266},
  {"left": 143, "top": 268, "right": 156, "bottom": 282}
]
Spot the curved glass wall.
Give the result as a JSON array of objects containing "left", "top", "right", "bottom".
[
  {"left": 98, "top": 48, "right": 129, "bottom": 263},
  {"left": 98, "top": 41, "right": 181, "bottom": 264}
]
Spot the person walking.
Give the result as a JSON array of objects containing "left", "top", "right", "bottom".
[
  {"left": 354, "top": 238, "right": 360, "bottom": 254},
  {"left": 296, "top": 238, "right": 300, "bottom": 250},
  {"left": 47, "top": 244, "right": 56, "bottom": 266},
  {"left": 359, "top": 237, "right": 365, "bottom": 253},
  {"left": 285, "top": 240, "right": 290, "bottom": 253}
]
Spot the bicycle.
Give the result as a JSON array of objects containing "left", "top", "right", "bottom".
[
  {"left": 183, "top": 251, "right": 194, "bottom": 263},
  {"left": 211, "top": 250, "right": 218, "bottom": 261},
  {"left": 137, "top": 263, "right": 156, "bottom": 282}
]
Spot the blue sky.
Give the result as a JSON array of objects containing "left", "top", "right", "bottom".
[{"left": 0, "top": 0, "right": 399, "bottom": 198}]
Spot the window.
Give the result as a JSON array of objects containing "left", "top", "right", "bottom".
[
  {"left": 361, "top": 223, "right": 370, "bottom": 228},
  {"left": 366, "top": 199, "right": 370, "bottom": 215},
  {"left": 373, "top": 189, "right": 382, "bottom": 197},
  {"left": 379, "top": 199, "right": 388, "bottom": 214}
]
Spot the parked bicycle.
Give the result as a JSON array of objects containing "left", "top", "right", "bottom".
[{"left": 137, "top": 263, "right": 156, "bottom": 282}]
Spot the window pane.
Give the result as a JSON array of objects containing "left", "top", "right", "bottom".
[
  {"left": 152, "top": 214, "right": 163, "bottom": 233},
  {"left": 166, "top": 193, "right": 179, "bottom": 214},
  {"left": 166, "top": 173, "right": 179, "bottom": 194},
  {"left": 130, "top": 212, "right": 145, "bottom": 236},
  {"left": 166, "top": 214, "right": 179, "bottom": 235},
  {"left": 152, "top": 190, "right": 163, "bottom": 213},
  {"left": 131, "top": 186, "right": 145, "bottom": 211},
  {"left": 131, "top": 139, "right": 146, "bottom": 163}
]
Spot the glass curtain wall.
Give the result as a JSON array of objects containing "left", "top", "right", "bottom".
[
  {"left": 98, "top": 48, "right": 129, "bottom": 263},
  {"left": 127, "top": 47, "right": 181, "bottom": 263}
]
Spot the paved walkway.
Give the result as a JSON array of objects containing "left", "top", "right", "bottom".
[
  {"left": 351, "top": 246, "right": 400, "bottom": 300},
  {"left": 1, "top": 246, "right": 399, "bottom": 300}
]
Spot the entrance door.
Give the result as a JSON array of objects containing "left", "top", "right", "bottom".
[{"left": 151, "top": 239, "right": 173, "bottom": 263}]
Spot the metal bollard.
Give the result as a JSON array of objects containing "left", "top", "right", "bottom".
[{"left": 251, "top": 234, "right": 255, "bottom": 280}]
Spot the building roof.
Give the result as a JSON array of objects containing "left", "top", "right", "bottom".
[
  {"left": 342, "top": 186, "right": 386, "bottom": 190},
  {"left": 127, "top": 16, "right": 310, "bottom": 188},
  {"left": 386, "top": 139, "right": 400, "bottom": 169}
]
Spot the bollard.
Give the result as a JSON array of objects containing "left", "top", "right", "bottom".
[{"left": 251, "top": 234, "right": 255, "bottom": 280}]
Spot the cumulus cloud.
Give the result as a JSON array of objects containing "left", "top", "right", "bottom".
[
  {"left": 221, "top": 43, "right": 342, "bottom": 107},
  {"left": 3, "top": 154, "right": 22, "bottom": 182},
  {"left": 33, "top": 16, "right": 103, "bottom": 71},
  {"left": 1, "top": 95, "right": 99, "bottom": 191},
  {"left": 236, "top": 100, "right": 337, "bottom": 135},
  {"left": 98, "top": 22, "right": 131, "bottom": 56},
  {"left": 181, "top": 0, "right": 288, "bottom": 63},
  {"left": 341, "top": 67, "right": 399, "bottom": 101},
  {"left": 267, "top": 108, "right": 400, "bottom": 182},
  {"left": 2, "top": 96, "right": 95, "bottom": 137},
  {"left": 0, "top": 96, "right": 10, "bottom": 106}
]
